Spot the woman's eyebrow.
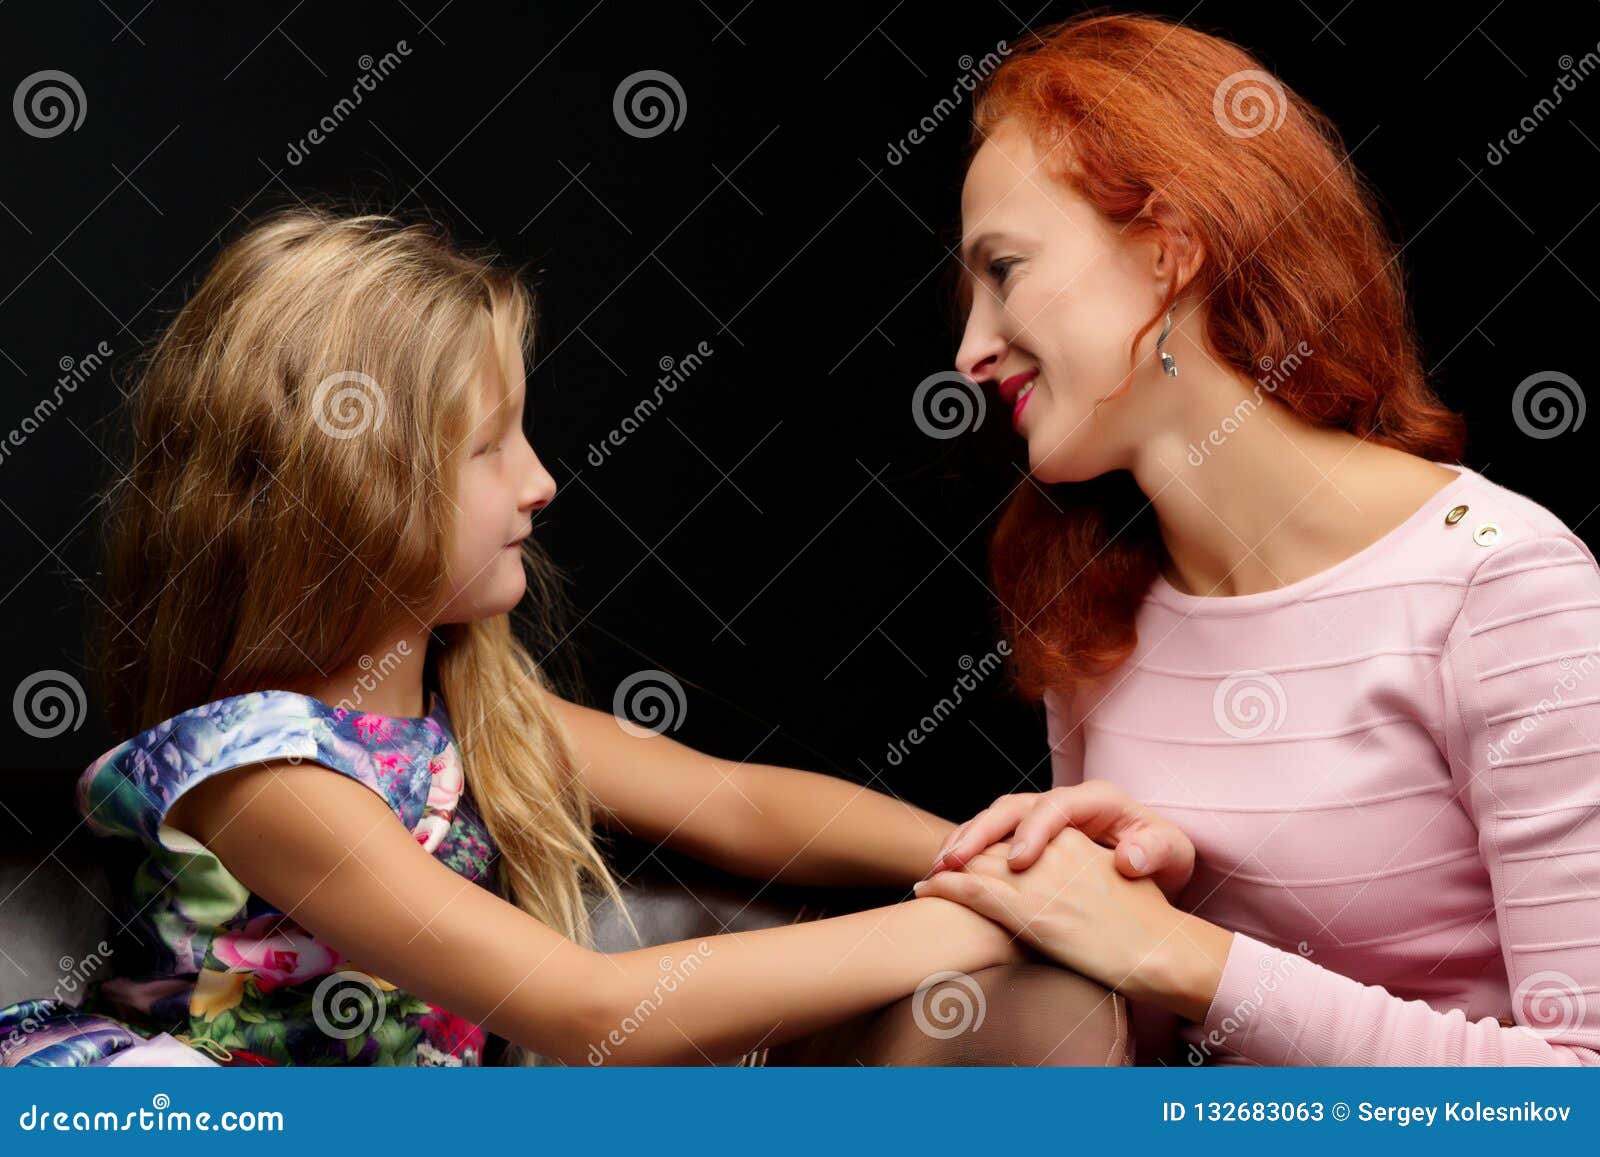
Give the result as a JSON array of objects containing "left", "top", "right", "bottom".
[
  {"left": 964, "top": 229, "right": 1030, "bottom": 264},
  {"left": 960, "top": 232, "right": 1000, "bottom": 268}
]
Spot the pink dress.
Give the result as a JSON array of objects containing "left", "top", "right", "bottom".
[{"left": 1045, "top": 462, "right": 1600, "bottom": 1065}]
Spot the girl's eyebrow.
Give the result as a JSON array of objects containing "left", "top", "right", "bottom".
[
  {"left": 469, "top": 387, "right": 520, "bottom": 441},
  {"left": 487, "top": 384, "right": 524, "bottom": 422}
]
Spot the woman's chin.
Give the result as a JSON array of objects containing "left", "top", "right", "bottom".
[
  {"left": 1023, "top": 423, "right": 1070, "bottom": 481},
  {"left": 1027, "top": 440, "right": 1094, "bottom": 486},
  {"left": 1030, "top": 459, "right": 1072, "bottom": 485}
]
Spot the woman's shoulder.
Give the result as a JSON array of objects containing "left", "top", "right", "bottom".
[
  {"left": 1346, "top": 461, "right": 1598, "bottom": 593},
  {"left": 1439, "top": 464, "right": 1598, "bottom": 579},
  {"left": 77, "top": 688, "right": 454, "bottom": 846},
  {"left": 1450, "top": 463, "right": 1586, "bottom": 541}
]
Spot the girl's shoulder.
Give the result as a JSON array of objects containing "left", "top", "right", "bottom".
[{"left": 77, "top": 688, "right": 457, "bottom": 848}]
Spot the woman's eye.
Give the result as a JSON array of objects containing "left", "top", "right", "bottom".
[{"left": 988, "top": 257, "right": 1018, "bottom": 286}]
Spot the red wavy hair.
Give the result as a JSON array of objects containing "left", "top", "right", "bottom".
[{"left": 963, "top": 10, "right": 1467, "bottom": 701}]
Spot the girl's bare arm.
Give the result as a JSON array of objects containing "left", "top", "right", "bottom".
[
  {"left": 554, "top": 696, "right": 955, "bottom": 890},
  {"left": 167, "top": 761, "right": 1022, "bottom": 1065}
]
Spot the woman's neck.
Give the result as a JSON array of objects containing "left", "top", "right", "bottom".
[{"left": 1134, "top": 394, "right": 1456, "bottom": 599}]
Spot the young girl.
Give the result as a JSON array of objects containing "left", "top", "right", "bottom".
[
  {"left": 916, "top": 12, "right": 1600, "bottom": 1066},
  {"left": 0, "top": 207, "right": 1134, "bottom": 1068}
]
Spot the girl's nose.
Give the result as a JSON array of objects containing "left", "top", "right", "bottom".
[{"left": 522, "top": 453, "right": 557, "bottom": 511}]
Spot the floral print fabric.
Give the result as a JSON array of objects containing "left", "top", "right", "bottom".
[{"left": 0, "top": 688, "right": 499, "bottom": 1067}]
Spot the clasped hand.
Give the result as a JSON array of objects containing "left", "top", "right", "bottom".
[{"left": 914, "top": 783, "right": 1199, "bottom": 1001}]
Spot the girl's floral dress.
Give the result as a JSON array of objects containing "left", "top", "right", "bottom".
[{"left": 0, "top": 688, "right": 499, "bottom": 1067}]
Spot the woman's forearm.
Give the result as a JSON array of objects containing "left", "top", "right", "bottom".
[
  {"left": 580, "top": 895, "right": 1017, "bottom": 1065},
  {"left": 730, "top": 763, "right": 957, "bottom": 889}
]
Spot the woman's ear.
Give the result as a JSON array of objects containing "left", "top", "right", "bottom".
[
  {"left": 1153, "top": 226, "right": 1205, "bottom": 298},
  {"left": 1136, "top": 196, "right": 1205, "bottom": 297}
]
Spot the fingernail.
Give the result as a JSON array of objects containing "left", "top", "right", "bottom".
[
  {"left": 912, "top": 880, "right": 927, "bottom": 894},
  {"left": 1127, "top": 844, "right": 1148, "bottom": 872},
  {"left": 1007, "top": 842, "right": 1028, "bottom": 860}
]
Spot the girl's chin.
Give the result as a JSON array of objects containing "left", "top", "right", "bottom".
[
  {"left": 498, "top": 572, "right": 528, "bottom": 608},
  {"left": 472, "top": 567, "right": 529, "bottom": 620}
]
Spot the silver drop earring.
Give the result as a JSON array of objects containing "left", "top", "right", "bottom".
[{"left": 1156, "top": 308, "right": 1178, "bottom": 377}]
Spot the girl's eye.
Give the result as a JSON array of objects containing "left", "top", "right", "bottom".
[
  {"left": 988, "top": 257, "right": 1018, "bottom": 286},
  {"left": 473, "top": 440, "right": 504, "bottom": 457}
]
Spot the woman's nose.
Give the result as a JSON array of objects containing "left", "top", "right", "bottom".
[{"left": 956, "top": 321, "right": 1007, "bottom": 383}]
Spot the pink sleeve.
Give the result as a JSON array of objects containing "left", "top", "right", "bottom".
[{"left": 1198, "top": 531, "right": 1600, "bottom": 1066}]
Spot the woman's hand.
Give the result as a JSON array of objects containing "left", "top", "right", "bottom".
[
  {"left": 914, "top": 830, "right": 1231, "bottom": 1022},
  {"left": 929, "top": 782, "right": 1196, "bottom": 902}
]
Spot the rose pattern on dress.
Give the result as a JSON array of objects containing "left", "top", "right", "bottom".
[{"left": 1, "top": 687, "right": 500, "bottom": 1067}]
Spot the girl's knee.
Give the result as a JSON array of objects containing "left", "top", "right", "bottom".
[{"left": 827, "top": 962, "right": 1132, "bottom": 1066}]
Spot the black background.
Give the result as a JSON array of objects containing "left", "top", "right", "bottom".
[{"left": 2, "top": 2, "right": 1596, "bottom": 826}]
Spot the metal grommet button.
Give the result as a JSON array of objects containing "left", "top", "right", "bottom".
[
  {"left": 1444, "top": 504, "right": 1469, "bottom": 525},
  {"left": 1473, "top": 522, "right": 1501, "bottom": 547}
]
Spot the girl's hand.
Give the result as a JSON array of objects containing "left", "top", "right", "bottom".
[
  {"left": 915, "top": 830, "right": 1227, "bottom": 1020},
  {"left": 929, "top": 782, "right": 1196, "bottom": 902}
]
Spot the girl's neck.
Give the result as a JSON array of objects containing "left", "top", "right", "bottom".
[{"left": 279, "top": 626, "right": 436, "bottom": 719}]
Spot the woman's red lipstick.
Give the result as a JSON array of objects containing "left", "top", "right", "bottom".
[{"left": 998, "top": 369, "right": 1039, "bottom": 427}]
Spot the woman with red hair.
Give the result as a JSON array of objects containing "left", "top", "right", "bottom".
[{"left": 916, "top": 11, "right": 1600, "bottom": 1066}]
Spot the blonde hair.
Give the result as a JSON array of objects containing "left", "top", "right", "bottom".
[{"left": 93, "top": 205, "right": 630, "bottom": 952}]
